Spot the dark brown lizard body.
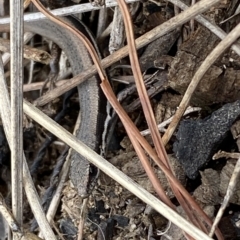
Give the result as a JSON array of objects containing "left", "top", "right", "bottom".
[{"left": 0, "top": 16, "right": 106, "bottom": 197}]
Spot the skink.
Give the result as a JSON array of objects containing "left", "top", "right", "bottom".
[{"left": 0, "top": 16, "right": 106, "bottom": 197}]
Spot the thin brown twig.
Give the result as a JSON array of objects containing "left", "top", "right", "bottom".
[
  {"left": 128, "top": 130, "right": 174, "bottom": 208},
  {"left": 0, "top": 37, "right": 51, "bottom": 64},
  {"left": 116, "top": 0, "right": 169, "bottom": 168},
  {"left": 24, "top": 0, "right": 31, "bottom": 9},
  {"left": 213, "top": 151, "right": 240, "bottom": 160},
  {"left": 116, "top": 0, "right": 211, "bottom": 237},
  {"left": 117, "top": 0, "right": 199, "bottom": 237},
  {"left": 22, "top": 74, "right": 154, "bottom": 92},
  {"left": 190, "top": 0, "right": 195, "bottom": 32},
  {"left": 100, "top": 80, "right": 223, "bottom": 240},
  {"left": 116, "top": 0, "right": 175, "bottom": 207},
  {"left": 31, "top": 0, "right": 174, "bottom": 209},
  {"left": 31, "top": 0, "right": 174, "bottom": 207},
  {"left": 23, "top": 79, "right": 67, "bottom": 92}
]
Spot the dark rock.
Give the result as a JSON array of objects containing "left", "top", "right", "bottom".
[
  {"left": 112, "top": 215, "right": 129, "bottom": 227},
  {"left": 59, "top": 218, "right": 77, "bottom": 240},
  {"left": 219, "top": 215, "right": 238, "bottom": 240},
  {"left": 173, "top": 100, "right": 240, "bottom": 179},
  {"left": 231, "top": 212, "right": 240, "bottom": 239},
  {"left": 97, "top": 218, "right": 114, "bottom": 240},
  {"left": 140, "top": 29, "right": 180, "bottom": 71}
]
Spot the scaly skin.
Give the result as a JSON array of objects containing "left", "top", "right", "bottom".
[{"left": 0, "top": 16, "right": 106, "bottom": 197}]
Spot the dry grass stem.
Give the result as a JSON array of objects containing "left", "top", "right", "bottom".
[
  {"left": 141, "top": 107, "right": 201, "bottom": 136},
  {"left": 0, "top": 37, "right": 51, "bottom": 64},
  {"left": 0, "top": 195, "right": 43, "bottom": 240},
  {"left": 0, "top": 194, "right": 20, "bottom": 235},
  {"left": 77, "top": 198, "right": 88, "bottom": 240},
  {"left": 0, "top": 0, "right": 139, "bottom": 25},
  {"left": 38, "top": 113, "right": 81, "bottom": 238},
  {"left": 23, "top": 99, "right": 213, "bottom": 240},
  {"left": 10, "top": 0, "right": 24, "bottom": 230},
  {"left": 213, "top": 151, "right": 240, "bottom": 160},
  {"left": 0, "top": 56, "right": 56, "bottom": 239}
]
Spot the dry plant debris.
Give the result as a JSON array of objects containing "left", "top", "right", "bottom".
[{"left": 2, "top": 0, "right": 240, "bottom": 239}]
